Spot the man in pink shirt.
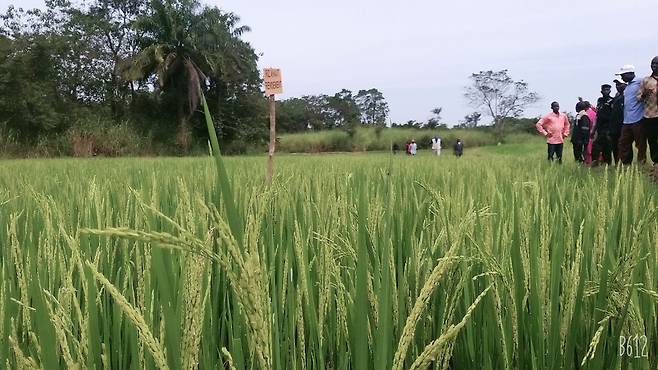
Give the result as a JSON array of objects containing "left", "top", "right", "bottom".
[{"left": 535, "top": 101, "right": 570, "bottom": 163}]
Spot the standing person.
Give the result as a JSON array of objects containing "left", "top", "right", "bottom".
[
  {"left": 638, "top": 56, "right": 658, "bottom": 173},
  {"left": 583, "top": 101, "right": 598, "bottom": 164},
  {"left": 591, "top": 85, "right": 615, "bottom": 165},
  {"left": 572, "top": 101, "right": 592, "bottom": 163},
  {"left": 405, "top": 141, "right": 411, "bottom": 155},
  {"left": 535, "top": 101, "right": 570, "bottom": 163},
  {"left": 610, "top": 78, "right": 627, "bottom": 164},
  {"left": 453, "top": 139, "right": 464, "bottom": 157},
  {"left": 431, "top": 136, "right": 442, "bottom": 156},
  {"left": 617, "top": 65, "right": 647, "bottom": 165},
  {"left": 410, "top": 139, "right": 417, "bottom": 155}
]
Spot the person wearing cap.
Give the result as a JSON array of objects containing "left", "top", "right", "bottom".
[
  {"left": 638, "top": 56, "right": 658, "bottom": 170},
  {"left": 535, "top": 101, "right": 570, "bottom": 163},
  {"left": 610, "top": 78, "right": 627, "bottom": 164},
  {"left": 591, "top": 84, "right": 615, "bottom": 165},
  {"left": 616, "top": 64, "right": 647, "bottom": 165}
]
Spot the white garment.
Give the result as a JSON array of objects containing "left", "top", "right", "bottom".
[
  {"left": 410, "top": 143, "right": 417, "bottom": 155},
  {"left": 431, "top": 138, "right": 442, "bottom": 156}
]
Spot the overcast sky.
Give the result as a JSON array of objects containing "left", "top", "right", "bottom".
[{"left": 3, "top": 0, "right": 657, "bottom": 125}]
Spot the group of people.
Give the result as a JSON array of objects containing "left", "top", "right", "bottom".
[
  {"left": 535, "top": 57, "right": 658, "bottom": 174},
  {"left": 394, "top": 136, "right": 464, "bottom": 157}
]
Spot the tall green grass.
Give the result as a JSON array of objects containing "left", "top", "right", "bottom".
[
  {"left": 0, "top": 136, "right": 656, "bottom": 369},
  {"left": 277, "top": 126, "right": 533, "bottom": 153}
]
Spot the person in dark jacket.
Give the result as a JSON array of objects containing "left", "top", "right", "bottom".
[
  {"left": 591, "top": 84, "right": 615, "bottom": 165},
  {"left": 572, "top": 101, "right": 592, "bottom": 163},
  {"left": 610, "top": 78, "right": 626, "bottom": 164},
  {"left": 453, "top": 139, "right": 464, "bottom": 157}
]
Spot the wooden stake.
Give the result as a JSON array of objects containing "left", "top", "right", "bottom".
[{"left": 267, "top": 94, "right": 276, "bottom": 184}]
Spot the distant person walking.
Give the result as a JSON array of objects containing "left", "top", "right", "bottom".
[
  {"left": 617, "top": 64, "right": 647, "bottom": 165},
  {"left": 535, "top": 101, "right": 570, "bottom": 163},
  {"left": 610, "top": 78, "right": 627, "bottom": 164},
  {"left": 638, "top": 56, "right": 658, "bottom": 173},
  {"left": 592, "top": 84, "right": 615, "bottom": 165},
  {"left": 572, "top": 101, "right": 592, "bottom": 163},
  {"left": 453, "top": 139, "right": 464, "bottom": 157},
  {"left": 410, "top": 139, "right": 417, "bottom": 155},
  {"left": 431, "top": 136, "right": 442, "bottom": 156}
]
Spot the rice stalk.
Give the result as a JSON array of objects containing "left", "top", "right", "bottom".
[
  {"left": 8, "top": 321, "right": 38, "bottom": 370},
  {"left": 9, "top": 215, "right": 31, "bottom": 339},
  {"left": 86, "top": 262, "right": 170, "bottom": 370},
  {"left": 391, "top": 254, "right": 463, "bottom": 370},
  {"left": 409, "top": 283, "right": 493, "bottom": 370}
]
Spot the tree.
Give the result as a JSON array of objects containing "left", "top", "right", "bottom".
[
  {"left": 0, "top": 0, "right": 265, "bottom": 155},
  {"left": 327, "top": 89, "right": 360, "bottom": 127},
  {"left": 276, "top": 89, "right": 363, "bottom": 131},
  {"left": 0, "top": 31, "right": 67, "bottom": 140},
  {"left": 302, "top": 94, "right": 333, "bottom": 129},
  {"left": 118, "top": 0, "right": 258, "bottom": 152},
  {"left": 426, "top": 107, "right": 442, "bottom": 128},
  {"left": 464, "top": 69, "right": 538, "bottom": 139},
  {"left": 460, "top": 112, "right": 482, "bottom": 128},
  {"left": 66, "top": 0, "right": 147, "bottom": 117},
  {"left": 402, "top": 120, "right": 422, "bottom": 129},
  {"left": 355, "top": 88, "right": 389, "bottom": 125},
  {"left": 0, "top": 4, "right": 73, "bottom": 141},
  {"left": 276, "top": 98, "right": 310, "bottom": 132}
]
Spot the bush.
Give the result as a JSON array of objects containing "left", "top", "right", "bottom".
[
  {"left": 0, "top": 122, "right": 19, "bottom": 156},
  {"left": 65, "top": 118, "right": 153, "bottom": 157}
]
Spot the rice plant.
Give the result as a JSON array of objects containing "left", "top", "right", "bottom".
[{"left": 0, "top": 114, "right": 657, "bottom": 369}]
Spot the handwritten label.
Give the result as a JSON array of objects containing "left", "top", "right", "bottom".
[{"left": 263, "top": 68, "right": 283, "bottom": 95}]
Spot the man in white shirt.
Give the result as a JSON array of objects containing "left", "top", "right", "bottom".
[{"left": 431, "top": 136, "right": 442, "bottom": 156}]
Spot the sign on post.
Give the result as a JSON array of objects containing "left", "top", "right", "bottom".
[
  {"left": 263, "top": 68, "right": 282, "bottom": 184},
  {"left": 264, "top": 68, "right": 283, "bottom": 96}
]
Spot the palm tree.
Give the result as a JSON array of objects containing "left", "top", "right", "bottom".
[{"left": 119, "top": 0, "right": 256, "bottom": 152}]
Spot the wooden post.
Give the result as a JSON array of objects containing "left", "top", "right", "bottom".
[
  {"left": 263, "top": 67, "right": 281, "bottom": 184},
  {"left": 267, "top": 94, "right": 276, "bottom": 183}
]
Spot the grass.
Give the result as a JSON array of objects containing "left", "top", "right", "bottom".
[
  {"left": 277, "top": 126, "right": 535, "bottom": 153},
  {"left": 0, "top": 133, "right": 657, "bottom": 369}
]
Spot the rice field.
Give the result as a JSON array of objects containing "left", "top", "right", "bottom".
[{"left": 1, "top": 140, "right": 657, "bottom": 369}]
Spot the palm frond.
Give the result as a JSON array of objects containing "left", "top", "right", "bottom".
[
  {"left": 157, "top": 50, "right": 179, "bottom": 88},
  {"left": 183, "top": 58, "right": 203, "bottom": 116},
  {"left": 117, "top": 44, "right": 160, "bottom": 81}
]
